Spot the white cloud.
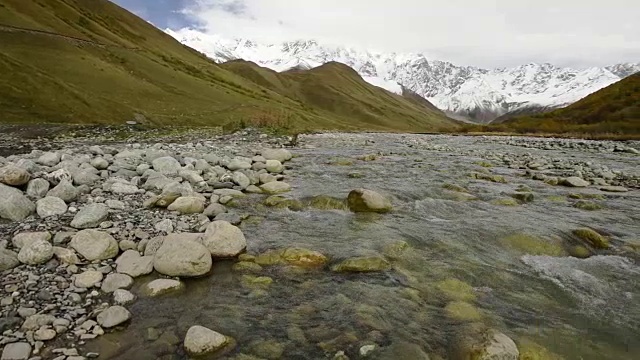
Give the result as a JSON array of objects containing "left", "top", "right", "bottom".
[{"left": 177, "top": 0, "right": 640, "bottom": 68}]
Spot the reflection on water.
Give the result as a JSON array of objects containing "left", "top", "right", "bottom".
[{"left": 88, "top": 134, "right": 640, "bottom": 359}]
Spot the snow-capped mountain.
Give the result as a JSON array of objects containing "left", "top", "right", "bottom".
[{"left": 167, "top": 28, "right": 640, "bottom": 123}]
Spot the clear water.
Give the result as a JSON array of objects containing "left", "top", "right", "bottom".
[{"left": 87, "top": 134, "right": 640, "bottom": 359}]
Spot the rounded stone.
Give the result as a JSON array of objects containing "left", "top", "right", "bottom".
[
  {"left": 70, "top": 230, "right": 119, "bottom": 261},
  {"left": 96, "top": 306, "right": 131, "bottom": 328},
  {"left": 17, "top": 239, "right": 53, "bottom": 265},
  {"left": 184, "top": 325, "right": 229, "bottom": 356},
  {"left": 74, "top": 270, "right": 104, "bottom": 288},
  {"left": 153, "top": 236, "right": 212, "bottom": 277},
  {"left": 199, "top": 221, "right": 247, "bottom": 258},
  {"left": 347, "top": 189, "right": 392, "bottom": 213},
  {"left": 36, "top": 196, "right": 68, "bottom": 218}
]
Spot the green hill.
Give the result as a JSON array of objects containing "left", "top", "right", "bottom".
[
  {"left": 498, "top": 73, "right": 640, "bottom": 135},
  {"left": 0, "top": 0, "right": 458, "bottom": 132}
]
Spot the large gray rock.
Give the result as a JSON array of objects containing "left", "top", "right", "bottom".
[
  {"left": 91, "top": 157, "right": 109, "bottom": 170},
  {"left": 73, "top": 169, "right": 100, "bottom": 186},
  {"left": 116, "top": 250, "right": 154, "bottom": 277},
  {"left": 232, "top": 172, "right": 251, "bottom": 189},
  {"left": 70, "top": 203, "right": 109, "bottom": 229},
  {"left": 0, "top": 165, "right": 30, "bottom": 186},
  {"left": 1, "top": 342, "right": 32, "bottom": 360},
  {"left": 452, "top": 329, "right": 519, "bottom": 360},
  {"left": 152, "top": 156, "right": 182, "bottom": 175},
  {"left": 12, "top": 232, "right": 51, "bottom": 249},
  {"left": 0, "top": 183, "right": 35, "bottom": 221},
  {"left": 199, "top": 221, "right": 246, "bottom": 258},
  {"left": 262, "top": 149, "right": 292, "bottom": 163},
  {"left": 36, "top": 196, "right": 68, "bottom": 218},
  {"left": 183, "top": 325, "right": 229, "bottom": 356},
  {"left": 204, "top": 203, "right": 226, "bottom": 218},
  {"left": 47, "top": 180, "right": 78, "bottom": 203},
  {"left": 17, "top": 239, "right": 53, "bottom": 265},
  {"left": 0, "top": 249, "right": 19, "bottom": 272},
  {"left": 52, "top": 247, "right": 79, "bottom": 265},
  {"left": 101, "top": 273, "right": 133, "bottom": 293},
  {"left": 110, "top": 182, "right": 140, "bottom": 195},
  {"left": 26, "top": 179, "right": 50, "bottom": 199},
  {"left": 142, "top": 279, "right": 184, "bottom": 297},
  {"left": 562, "top": 177, "right": 590, "bottom": 187},
  {"left": 36, "top": 152, "right": 61, "bottom": 167},
  {"left": 260, "top": 181, "right": 291, "bottom": 194},
  {"left": 46, "top": 168, "right": 72, "bottom": 186},
  {"left": 96, "top": 306, "right": 131, "bottom": 328},
  {"left": 227, "top": 158, "right": 252, "bottom": 171},
  {"left": 74, "top": 270, "right": 104, "bottom": 288},
  {"left": 143, "top": 172, "right": 172, "bottom": 191},
  {"left": 70, "top": 230, "right": 119, "bottom": 261},
  {"left": 153, "top": 236, "right": 212, "bottom": 277},
  {"left": 113, "top": 289, "right": 136, "bottom": 305},
  {"left": 347, "top": 189, "right": 392, "bottom": 213},
  {"left": 167, "top": 196, "right": 205, "bottom": 214},
  {"left": 265, "top": 160, "right": 284, "bottom": 174}
]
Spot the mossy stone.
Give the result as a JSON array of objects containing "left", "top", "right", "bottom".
[
  {"left": 305, "top": 195, "right": 349, "bottom": 211},
  {"left": 573, "top": 228, "right": 610, "bottom": 249},
  {"left": 491, "top": 198, "right": 519, "bottom": 206},
  {"left": 510, "top": 192, "right": 534, "bottom": 203},
  {"left": 502, "top": 234, "right": 566, "bottom": 256},
  {"left": 249, "top": 340, "right": 285, "bottom": 360},
  {"left": 436, "top": 278, "right": 476, "bottom": 302},
  {"left": 568, "top": 245, "right": 592, "bottom": 258},
  {"left": 254, "top": 250, "right": 285, "bottom": 266},
  {"left": 263, "top": 196, "right": 286, "bottom": 207},
  {"left": 444, "top": 301, "right": 482, "bottom": 321},
  {"left": 330, "top": 158, "right": 354, "bottom": 166},
  {"left": 232, "top": 261, "right": 263, "bottom": 273},
  {"left": 241, "top": 275, "right": 273, "bottom": 290},
  {"left": 573, "top": 200, "right": 603, "bottom": 211},
  {"left": 381, "top": 240, "right": 410, "bottom": 259},
  {"left": 332, "top": 256, "right": 391, "bottom": 273},
  {"left": 348, "top": 172, "right": 365, "bottom": 179},
  {"left": 280, "top": 248, "right": 328, "bottom": 267},
  {"left": 474, "top": 161, "right": 493, "bottom": 168},
  {"left": 517, "top": 339, "right": 565, "bottom": 360},
  {"left": 359, "top": 154, "right": 378, "bottom": 161}
]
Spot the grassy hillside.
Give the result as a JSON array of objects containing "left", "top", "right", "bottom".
[
  {"left": 0, "top": 0, "right": 458, "bottom": 133},
  {"left": 221, "top": 60, "right": 457, "bottom": 132},
  {"left": 488, "top": 73, "right": 640, "bottom": 135}
]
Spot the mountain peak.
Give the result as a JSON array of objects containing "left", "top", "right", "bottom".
[{"left": 166, "top": 29, "right": 639, "bottom": 123}]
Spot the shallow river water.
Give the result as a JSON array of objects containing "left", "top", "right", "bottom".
[{"left": 88, "top": 134, "right": 639, "bottom": 359}]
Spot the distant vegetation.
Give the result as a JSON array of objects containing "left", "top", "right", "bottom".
[
  {"left": 0, "top": 0, "right": 458, "bottom": 133},
  {"left": 461, "top": 73, "right": 640, "bottom": 138}
]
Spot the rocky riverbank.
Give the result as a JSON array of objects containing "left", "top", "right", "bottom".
[{"left": 1, "top": 131, "right": 639, "bottom": 360}]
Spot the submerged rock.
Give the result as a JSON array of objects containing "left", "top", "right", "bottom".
[
  {"left": 143, "top": 279, "right": 184, "bottom": 297},
  {"left": 332, "top": 256, "right": 391, "bottom": 273},
  {"left": 184, "top": 325, "right": 230, "bottom": 356},
  {"left": 562, "top": 177, "right": 589, "bottom": 187},
  {"left": 347, "top": 189, "right": 392, "bottom": 213},
  {"left": 451, "top": 326, "right": 519, "bottom": 360},
  {"left": 445, "top": 301, "right": 482, "bottom": 322},
  {"left": 501, "top": 234, "right": 566, "bottom": 257},
  {"left": 572, "top": 228, "right": 610, "bottom": 249},
  {"left": 436, "top": 278, "right": 476, "bottom": 302}
]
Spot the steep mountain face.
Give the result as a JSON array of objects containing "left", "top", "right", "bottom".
[
  {"left": 167, "top": 28, "right": 640, "bottom": 123},
  {"left": 0, "top": 0, "right": 457, "bottom": 132},
  {"left": 499, "top": 73, "right": 640, "bottom": 135}
]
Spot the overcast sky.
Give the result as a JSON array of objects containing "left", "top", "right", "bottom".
[{"left": 111, "top": 0, "right": 639, "bottom": 69}]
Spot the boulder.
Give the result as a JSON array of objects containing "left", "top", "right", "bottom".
[
  {"left": 260, "top": 181, "right": 291, "bottom": 194},
  {"left": 347, "top": 189, "right": 392, "bottom": 213},
  {"left": 167, "top": 196, "right": 205, "bottom": 214},
  {"left": 204, "top": 203, "right": 227, "bottom": 218},
  {"left": 73, "top": 170, "right": 100, "bottom": 186},
  {"left": 115, "top": 250, "right": 154, "bottom": 277},
  {"left": 26, "top": 179, "right": 50, "bottom": 198},
  {"left": 1, "top": 342, "right": 32, "bottom": 360},
  {"left": 113, "top": 289, "right": 136, "bottom": 305},
  {"left": 0, "top": 183, "right": 35, "bottom": 221},
  {"left": 0, "top": 249, "right": 20, "bottom": 272},
  {"left": 47, "top": 180, "right": 78, "bottom": 203},
  {"left": 70, "top": 230, "right": 119, "bottom": 261},
  {"left": 265, "top": 160, "right": 284, "bottom": 173},
  {"left": 17, "top": 239, "right": 53, "bottom": 265},
  {"left": 153, "top": 236, "right": 212, "bottom": 277},
  {"left": 152, "top": 156, "right": 182, "bottom": 175},
  {"left": 451, "top": 328, "right": 519, "bottom": 360},
  {"left": 36, "top": 152, "right": 61, "bottom": 167},
  {"left": 332, "top": 256, "right": 391, "bottom": 273},
  {"left": 0, "top": 165, "right": 30, "bottom": 186},
  {"left": 101, "top": 273, "right": 134, "bottom": 293},
  {"left": 36, "top": 196, "right": 68, "bottom": 218},
  {"left": 573, "top": 228, "right": 610, "bottom": 249},
  {"left": 227, "top": 158, "right": 252, "bottom": 171},
  {"left": 74, "top": 270, "right": 104, "bottom": 288},
  {"left": 90, "top": 157, "right": 110, "bottom": 170},
  {"left": 70, "top": 203, "right": 109, "bottom": 229},
  {"left": 96, "top": 306, "right": 131, "bottom": 328},
  {"left": 52, "top": 247, "right": 79, "bottom": 265},
  {"left": 562, "top": 177, "right": 589, "bottom": 187},
  {"left": 232, "top": 172, "right": 251, "bottom": 188},
  {"left": 199, "top": 221, "right": 247, "bottom": 258},
  {"left": 262, "top": 149, "right": 292, "bottom": 162},
  {"left": 184, "top": 325, "right": 230, "bottom": 356},
  {"left": 142, "top": 279, "right": 184, "bottom": 297},
  {"left": 280, "top": 248, "right": 329, "bottom": 267},
  {"left": 12, "top": 232, "right": 51, "bottom": 249}
]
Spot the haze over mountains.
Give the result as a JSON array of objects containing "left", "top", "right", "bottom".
[{"left": 167, "top": 28, "right": 640, "bottom": 124}]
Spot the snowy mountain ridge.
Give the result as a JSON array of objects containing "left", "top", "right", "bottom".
[{"left": 167, "top": 28, "right": 640, "bottom": 123}]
